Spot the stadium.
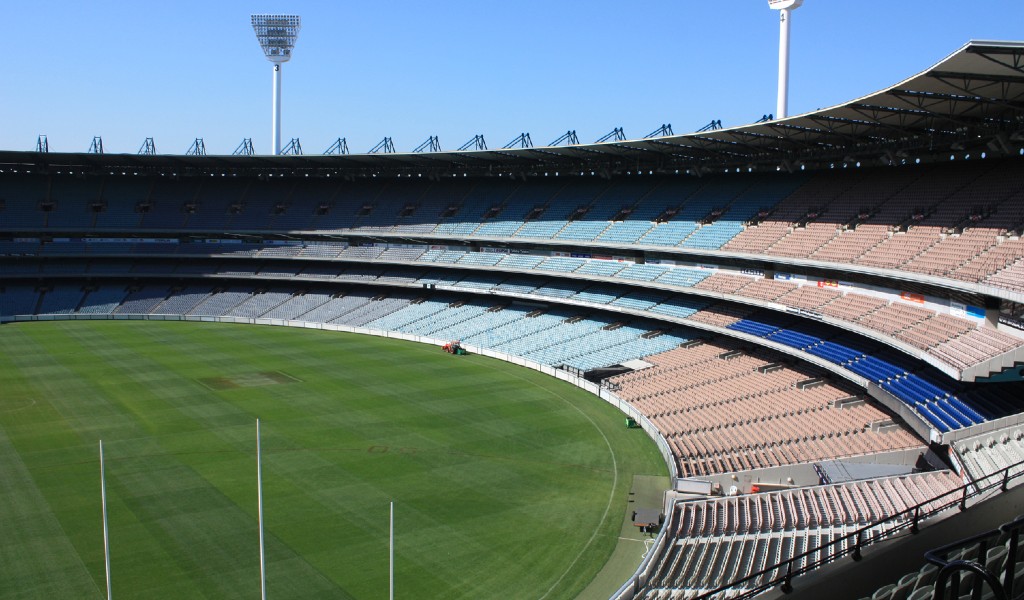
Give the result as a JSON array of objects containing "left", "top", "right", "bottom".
[{"left": 3, "top": 6, "right": 1024, "bottom": 600}]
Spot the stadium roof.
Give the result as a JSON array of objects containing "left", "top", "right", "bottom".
[{"left": 2, "top": 40, "right": 1023, "bottom": 177}]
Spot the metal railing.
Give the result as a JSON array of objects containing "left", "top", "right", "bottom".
[
  {"left": 641, "top": 460, "right": 1024, "bottom": 600},
  {"left": 924, "top": 513, "right": 1024, "bottom": 600}
]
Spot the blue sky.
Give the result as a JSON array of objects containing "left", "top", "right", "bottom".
[{"left": 5, "top": 1, "right": 1023, "bottom": 155}]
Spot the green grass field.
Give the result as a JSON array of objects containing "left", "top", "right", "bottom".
[{"left": 0, "top": 320, "right": 667, "bottom": 599}]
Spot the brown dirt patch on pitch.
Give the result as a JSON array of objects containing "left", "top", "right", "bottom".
[{"left": 198, "top": 371, "right": 301, "bottom": 390}]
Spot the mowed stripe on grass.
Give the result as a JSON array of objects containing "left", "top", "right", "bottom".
[{"left": 0, "top": 320, "right": 666, "bottom": 599}]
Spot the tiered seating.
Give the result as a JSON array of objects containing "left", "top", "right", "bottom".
[
  {"left": 333, "top": 295, "right": 415, "bottom": 327},
  {"left": 929, "top": 327, "right": 1022, "bottom": 370},
  {"left": 453, "top": 273, "right": 505, "bottom": 291},
  {"left": 297, "top": 243, "right": 346, "bottom": 259},
  {"left": 338, "top": 265, "right": 387, "bottom": 282},
  {"left": 0, "top": 285, "right": 41, "bottom": 317},
  {"left": 611, "top": 290, "right": 672, "bottom": 311},
  {"left": 462, "top": 307, "right": 567, "bottom": 349},
  {"left": 513, "top": 189, "right": 590, "bottom": 239},
  {"left": 616, "top": 263, "right": 671, "bottom": 282},
  {"left": 174, "top": 261, "right": 221, "bottom": 275},
  {"left": 642, "top": 471, "right": 961, "bottom": 597},
  {"left": 554, "top": 182, "right": 625, "bottom": 241},
  {"left": 415, "top": 247, "right": 444, "bottom": 262},
  {"left": 495, "top": 254, "right": 545, "bottom": 270},
  {"left": 574, "top": 285, "right": 622, "bottom": 305},
  {"left": 574, "top": 260, "right": 627, "bottom": 278},
  {"left": 722, "top": 178, "right": 839, "bottom": 256},
  {"left": 648, "top": 296, "right": 713, "bottom": 320},
  {"left": 299, "top": 292, "right": 375, "bottom": 323},
  {"left": 5, "top": 163, "right": 1024, "bottom": 296},
  {"left": 226, "top": 289, "right": 294, "bottom": 318},
  {"left": 402, "top": 300, "right": 492, "bottom": 338},
  {"left": 227, "top": 184, "right": 283, "bottom": 230},
  {"left": 680, "top": 179, "right": 801, "bottom": 251},
  {"left": 37, "top": 285, "right": 85, "bottom": 314},
  {"left": 77, "top": 286, "right": 129, "bottom": 314},
  {"left": 954, "top": 428, "right": 1024, "bottom": 485},
  {"left": 363, "top": 297, "right": 451, "bottom": 331},
  {"left": 818, "top": 293, "right": 888, "bottom": 322},
  {"left": 775, "top": 285, "right": 842, "bottom": 312},
  {"left": 377, "top": 246, "right": 426, "bottom": 262},
  {"left": 473, "top": 184, "right": 556, "bottom": 238},
  {"left": 257, "top": 264, "right": 302, "bottom": 278},
  {"left": 531, "top": 280, "right": 589, "bottom": 299},
  {"left": 985, "top": 256, "right": 1024, "bottom": 293},
  {"left": 522, "top": 321, "right": 648, "bottom": 368},
  {"left": 216, "top": 264, "right": 259, "bottom": 277},
  {"left": 491, "top": 313, "right": 604, "bottom": 358},
  {"left": 572, "top": 332, "right": 688, "bottom": 372},
  {"left": 338, "top": 245, "right": 386, "bottom": 261},
  {"left": 0, "top": 240, "right": 42, "bottom": 255},
  {"left": 611, "top": 341, "right": 922, "bottom": 477},
  {"left": 152, "top": 286, "right": 213, "bottom": 314},
  {"left": 187, "top": 287, "right": 255, "bottom": 316},
  {"left": 654, "top": 267, "right": 711, "bottom": 288},
  {"left": 113, "top": 286, "right": 169, "bottom": 315},
  {"left": 893, "top": 314, "right": 976, "bottom": 351},
  {"left": 435, "top": 250, "right": 466, "bottom": 263},
  {"left": 693, "top": 272, "right": 751, "bottom": 295},
  {"left": 389, "top": 185, "right": 456, "bottom": 235},
  {"left": 414, "top": 269, "right": 462, "bottom": 287},
  {"left": 735, "top": 278, "right": 794, "bottom": 303},
  {"left": 953, "top": 238, "right": 1024, "bottom": 285},
  {"left": 456, "top": 252, "right": 503, "bottom": 267},
  {"left": 443, "top": 306, "right": 534, "bottom": 345},
  {"left": 855, "top": 517, "right": 1024, "bottom": 600},
  {"left": 687, "top": 303, "right": 757, "bottom": 328},
  {"left": 535, "top": 256, "right": 586, "bottom": 273},
  {"left": 856, "top": 302, "right": 933, "bottom": 336},
  {"left": 424, "top": 184, "right": 476, "bottom": 236},
  {"left": 260, "top": 292, "right": 333, "bottom": 320},
  {"left": 376, "top": 268, "right": 424, "bottom": 285},
  {"left": 596, "top": 210, "right": 659, "bottom": 244},
  {"left": 299, "top": 264, "right": 345, "bottom": 279}
]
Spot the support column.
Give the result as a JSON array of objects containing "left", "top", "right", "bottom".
[
  {"left": 777, "top": 8, "right": 792, "bottom": 119},
  {"left": 272, "top": 65, "right": 282, "bottom": 155},
  {"left": 984, "top": 297, "right": 1002, "bottom": 329}
]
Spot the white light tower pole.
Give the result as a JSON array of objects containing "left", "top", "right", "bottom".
[
  {"left": 768, "top": 0, "right": 803, "bottom": 119},
  {"left": 251, "top": 15, "right": 302, "bottom": 155}
]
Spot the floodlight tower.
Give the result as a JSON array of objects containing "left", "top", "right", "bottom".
[
  {"left": 768, "top": 0, "right": 803, "bottom": 119},
  {"left": 251, "top": 14, "right": 302, "bottom": 155}
]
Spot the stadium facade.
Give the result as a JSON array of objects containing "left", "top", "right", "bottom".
[{"left": 2, "top": 40, "right": 1024, "bottom": 599}]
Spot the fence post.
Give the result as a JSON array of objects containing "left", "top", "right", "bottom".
[
  {"left": 1006, "top": 531, "right": 1019, "bottom": 598},
  {"left": 1002, "top": 467, "right": 1011, "bottom": 492},
  {"left": 780, "top": 563, "right": 793, "bottom": 593}
]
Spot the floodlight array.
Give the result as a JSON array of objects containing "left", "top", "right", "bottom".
[{"left": 251, "top": 15, "right": 301, "bottom": 64}]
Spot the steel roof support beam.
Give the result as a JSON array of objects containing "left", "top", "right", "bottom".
[{"left": 884, "top": 89, "right": 1024, "bottom": 124}]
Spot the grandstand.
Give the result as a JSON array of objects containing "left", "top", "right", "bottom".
[{"left": 2, "top": 40, "right": 1024, "bottom": 599}]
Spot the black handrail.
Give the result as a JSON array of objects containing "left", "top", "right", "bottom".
[
  {"left": 931, "top": 560, "right": 1006, "bottom": 600},
  {"left": 645, "top": 460, "right": 1024, "bottom": 600},
  {"left": 921, "top": 513, "right": 1024, "bottom": 600}
]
